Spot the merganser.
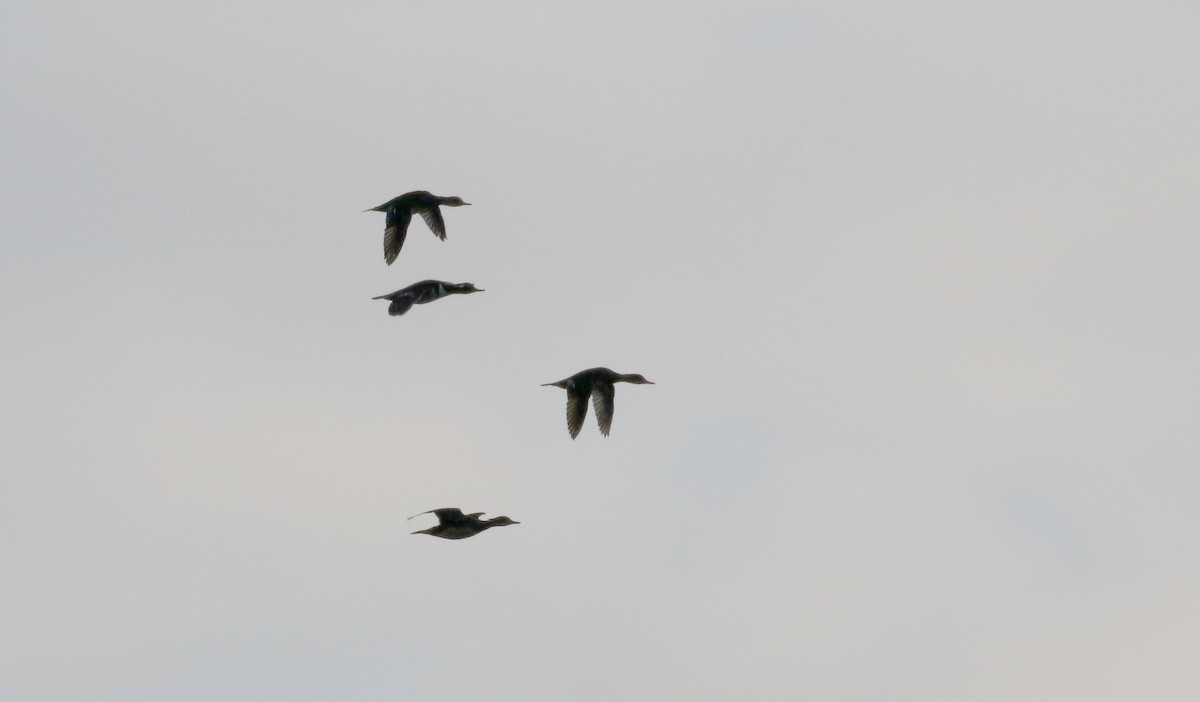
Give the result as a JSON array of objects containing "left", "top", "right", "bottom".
[
  {"left": 364, "top": 191, "right": 470, "bottom": 265},
  {"left": 372, "top": 280, "right": 482, "bottom": 316},
  {"left": 542, "top": 367, "right": 654, "bottom": 438},
  {"left": 409, "top": 508, "right": 519, "bottom": 540}
]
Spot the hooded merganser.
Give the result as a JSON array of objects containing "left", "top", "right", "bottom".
[
  {"left": 542, "top": 367, "right": 654, "bottom": 438},
  {"left": 409, "top": 508, "right": 519, "bottom": 540},
  {"left": 364, "top": 191, "right": 470, "bottom": 265},
  {"left": 372, "top": 280, "right": 483, "bottom": 316}
]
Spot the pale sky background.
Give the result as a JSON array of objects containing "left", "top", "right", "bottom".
[{"left": 2, "top": 1, "right": 1199, "bottom": 700}]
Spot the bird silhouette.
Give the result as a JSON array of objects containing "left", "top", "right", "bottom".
[
  {"left": 409, "top": 508, "right": 519, "bottom": 540},
  {"left": 364, "top": 191, "right": 470, "bottom": 265},
  {"left": 372, "top": 280, "right": 483, "bottom": 316},
  {"left": 542, "top": 367, "right": 654, "bottom": 438}
]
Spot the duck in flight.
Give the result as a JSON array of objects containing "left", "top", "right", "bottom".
[
  {"left": 364, "top": 191, "right": 470, "bottom": 265},
  {"left": 542, "top": 367, "right": 654, "bottom": 439},
  {"left": 409, "top": 508, "right": 519, "bottom": 540},
  {"left": 372, "top": 280, "right": 483, "bottom": 316}
]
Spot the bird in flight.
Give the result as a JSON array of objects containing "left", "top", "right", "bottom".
[
  {"left": 372, "top": 280, "right": 483, "bottom": 316},
  {"left": 409, "top": 508, "right": 519, "bottom": 540},
  {"left": 542, "top": 367, "right": 654, "bottom": 439},
  {"left": 364, "top": 191, "right": 470, "bottom": 265}
]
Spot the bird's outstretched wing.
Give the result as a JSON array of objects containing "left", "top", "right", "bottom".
[
  {"left": 388, "top": 295, "right": 416, "bottom": 316},
  {"left": 384, "top": 207, "right": 413, "bottom": 265},
  {"left": 567, "top": 388, "right": 589, "bottom": 439},
  {"left": 415, "top": 205, "right": 447, "bottom": 240},
  {"left": 409, "top": 508, "right": 467, "bottom": 525},
  {"left": 592, "top": 382, "right": 615, "bottom": 437}
]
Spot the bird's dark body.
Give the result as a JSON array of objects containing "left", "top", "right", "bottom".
[
  {"left": 372, "top": 280, "right": 482, "bottom": 316},
  {"left": 409, "top": 508, "right": 518, "bottom": 540},
  {"left": 365, "top": 190, "right": 470, "bottom": 265},
  {"left": 542, "top": 367, "right": 654, "bottom": 438},
  {"left": 375, "top": 190, "right": 438, "bottom": 211}
]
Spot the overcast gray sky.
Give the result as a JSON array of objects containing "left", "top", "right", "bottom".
[{"left": 3, "top": 1, "right": 1199, "bottom": 699}]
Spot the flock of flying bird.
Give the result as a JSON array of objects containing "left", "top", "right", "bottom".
[{"left": 365, "top": 191, "right": 655, "bottom": 540}]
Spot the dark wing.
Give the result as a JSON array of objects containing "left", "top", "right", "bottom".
[
  {"left": 384, "top": 207, "right": 413, "bottom": 265},
  {"left": 433, "top": 508, "right": 471, "bottom": 525},
  {"left": 592, "top": 382, "right": 615, "bottom": 437},
  {"left": 566, "top": 388, "right": 589, "bottom": 439},
  {"left": 388, "top": 295, "right": 416, "bottom": 316},
  {"left": 415, "top": 205, "right": 447, "bottom": 240},
  {"left": 408, "top": 508, "right": 468, "bottom": 525}
]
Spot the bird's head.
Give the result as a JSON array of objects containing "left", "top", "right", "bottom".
[
  {"left": 488, "top": 516, "right": 519, "bottom": 527},
  {"left": 623, "top": 373, "right": 655, "bottom": 385}
]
